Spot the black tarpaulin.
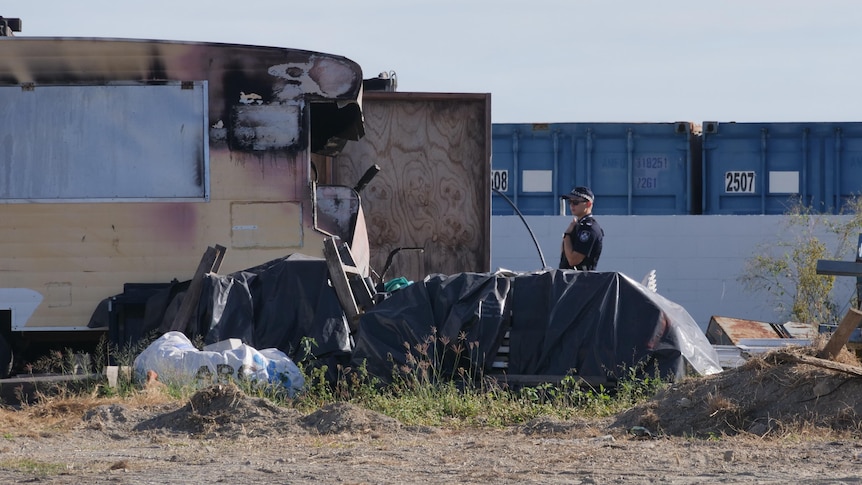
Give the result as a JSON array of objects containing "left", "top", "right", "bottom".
[
  {"left": 197, "top": 254, "right": 352, "bottom": 367},
  {"left": 509, "top": 271, "right": 685, "bottom": 379},
  {"left": 115, "top": 258, "right": 720, "bottom": 386},
  {"left": 350, "top": 272, "right": 511, "bottom": 381},
  {"left": 351, "top": 270, "right": 720, "bottom": 383}
]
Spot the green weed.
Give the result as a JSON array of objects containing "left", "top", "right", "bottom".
[
  {"left": 16, "top": 326, "right": 671, "bottom": 430},
  {"left": 0, "top": 458, "right": 66, "bottom": 476},
  {"left": 287, "top": 327, "right": 670, "bottom": 427}
]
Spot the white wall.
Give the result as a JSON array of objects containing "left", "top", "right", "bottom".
[{"left": 491, "top": 215, "right": 858, "bottom": 331}]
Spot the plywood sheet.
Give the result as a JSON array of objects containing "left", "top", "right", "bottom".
[{"left": 333, "top": 92, "right": 491, "bottom": 282}]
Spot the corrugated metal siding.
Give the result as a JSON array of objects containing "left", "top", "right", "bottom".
[
  {"left": 492, "top": 122, "right": 696, "bottom": 216},
  {"left": 702, "top": 122, "right": 862, "bottom": 214}
]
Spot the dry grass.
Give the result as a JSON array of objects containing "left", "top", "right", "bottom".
[
  {"left": 636, "top": 406, "right": 661, "bottom": 431},
  {"left": 705, "top": 391, "right": 738, "bottom": 416},
  {"left": 1, "top": 384, "right": 177, "bottom": 436},
  {"left": 4, "top": 340, "right": 862, "bottom": 445}
]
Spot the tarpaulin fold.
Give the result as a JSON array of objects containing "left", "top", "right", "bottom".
[
  {"left": 197, "top": 254, "right": 353, "bottom": 374},
  {"left": 351, "top": 272, "right": 511, "bottom": 382}
]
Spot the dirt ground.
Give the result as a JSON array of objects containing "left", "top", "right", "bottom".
[{"left": 3, "top": 348, "right": 862, "bottom": 484}]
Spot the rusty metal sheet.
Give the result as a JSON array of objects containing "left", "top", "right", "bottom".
[
  {"left": 781, "top": 321, "right": 818, "bottom": 340},
  {"left": 706, "top": 315, "right": 781, "bottom": 345}
]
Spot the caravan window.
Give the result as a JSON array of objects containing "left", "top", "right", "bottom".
[{"left": 0, "top": 82, "right": 209, "bottom": 202}]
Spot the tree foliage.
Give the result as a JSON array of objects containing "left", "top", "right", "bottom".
[{"left": 739, "top": 196, "right": 862, "bottom": 325}]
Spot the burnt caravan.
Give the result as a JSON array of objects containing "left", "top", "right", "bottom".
[{"left": 0, "top": 35, "right": 371, "bottom": 375}]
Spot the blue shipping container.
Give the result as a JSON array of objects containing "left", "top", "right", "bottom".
[
  {"left": 701, "top": 121, "right": 862, "bottom": 215},
  {"left": 492, "top": 122, "right": 696, "bottom": 216}
]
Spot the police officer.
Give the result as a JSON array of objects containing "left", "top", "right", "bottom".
[{"left": 559, "top": 186, "right": 603, "bottom": 270}]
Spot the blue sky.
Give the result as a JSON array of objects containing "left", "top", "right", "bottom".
[{"left": 6, "top": 1, "right": 862, "bottom": 124}]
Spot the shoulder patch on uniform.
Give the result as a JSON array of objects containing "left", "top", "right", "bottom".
[{"left": 578, "top": 230, "right": 592, "bottom": 243}]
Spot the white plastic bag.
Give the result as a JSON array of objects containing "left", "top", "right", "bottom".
[{"left": 133, "top": 331, "right": 305, "bottom": 396}]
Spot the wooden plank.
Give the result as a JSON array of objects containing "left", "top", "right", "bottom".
[
  {"left": 212, "top": 244, "right": 227, "bottom": 273},
  {"left": 817, "top": 307, "right": 862, "bottom": 360},
  {"left": 336, "top": 243, "right": 375, "bottom": 312},
  {"left": 165, "top": 245, "right": 224, "bottom": 333},
  {"left": 323, "top": 238, "right": 360, "bottom": 332},
  {"left": 772, "top": 351, "right": 862, "bottom": 377}
]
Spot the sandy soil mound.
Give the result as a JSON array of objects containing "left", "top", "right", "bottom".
[
  {"left": 88, "top": 345, "right": 862, "bottom": 441},
  {"left": 132, "top": 383, "right": 306, "bottom": 438},
  {"left": 301, "top": 401, "right": 402, "bottom": 435},
  {"left": 82, "top": 403, "right": 168, "bottom": 436},
  {"left": 614, "top": 347, "right": 862, "bottom": 438}
]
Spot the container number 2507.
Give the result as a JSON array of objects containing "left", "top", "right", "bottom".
[{"left": 724, "top": 171, "right": 756, "bottom": 193}]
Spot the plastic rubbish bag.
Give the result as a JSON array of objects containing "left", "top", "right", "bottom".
[
  {"left": 383, "top": 276, "right": 412, "bottom": 292},
  {"left": 133, "top": 331, "right": 305, "bottom": 396}
]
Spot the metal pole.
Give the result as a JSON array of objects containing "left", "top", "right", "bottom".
[{"left": 856, "top": 234, "right": 862, "bottom": 309}]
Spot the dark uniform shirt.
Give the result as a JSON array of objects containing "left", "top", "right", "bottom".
[{"left": 559, "top": 214, "right": 603, "bottom": 271}]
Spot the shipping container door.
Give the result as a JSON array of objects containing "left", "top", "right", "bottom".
[
  {"left": 573, "top": 122, "right": 691, "bottom": 215},
  {"left": 491, "top": 123, "right": 570, "bottom": 216},
  {"left": 824, "top": 123, "right": 862, "bottom": 214},
  {"left": 702, "top": 122, "right": 856, "bottom": 215}
]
